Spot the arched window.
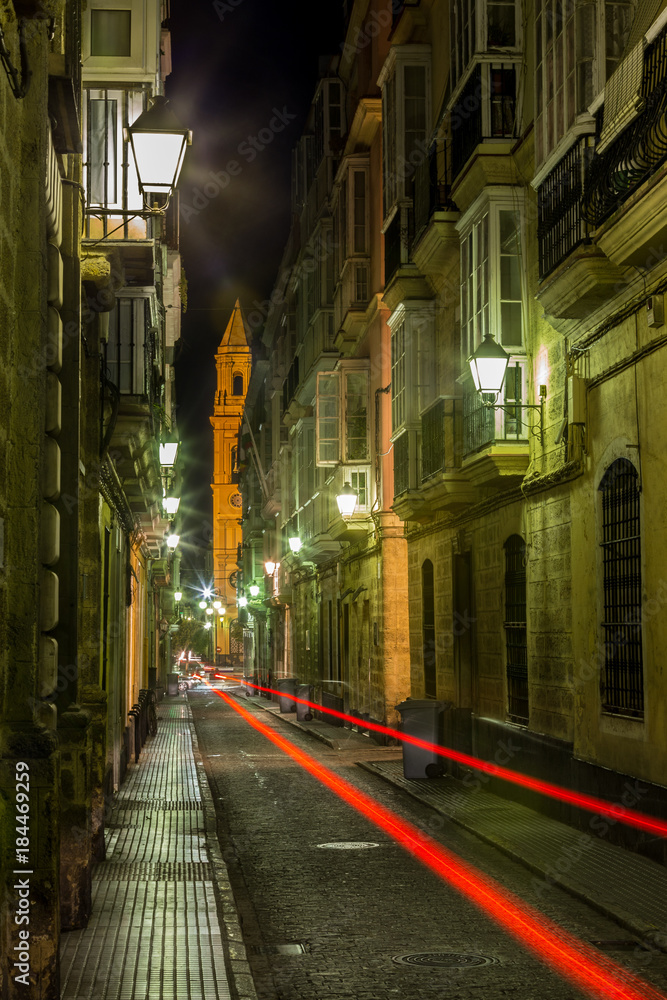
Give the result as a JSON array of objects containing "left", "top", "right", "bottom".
[
  {"left": 233, "top": 373, "right": 244, "bottom": 396},
  {"left": 599, "top": 458, "right": 643, "bottom": 717},
  {"left": 504, "top": 534, "right": 528, "bottom": 724},
  {"left": 422, "top": 559, "right": 436, "bottom": 698}
]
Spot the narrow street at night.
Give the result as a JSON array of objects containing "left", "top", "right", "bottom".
[{"left": 188, "top": 683, "right": 667, "bottom": 1000}]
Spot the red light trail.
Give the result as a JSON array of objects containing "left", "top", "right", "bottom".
[
  {"left": 217, "top": 676, "right": 667, "bottom": 840},
  {"left": 207, "top": 684, "right": 666, "bottom": 1000}
]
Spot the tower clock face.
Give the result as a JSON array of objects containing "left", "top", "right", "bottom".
[{"left": 230, "top": 492, "right": 242, "bottom": 509}]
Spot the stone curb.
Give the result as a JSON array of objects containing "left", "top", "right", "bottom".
[
  {"left": 358, "top": 759, "right": 667, "bottom": 954},
  {"left": 190, "top": 721, "right": 260, "bottom": 1000}
]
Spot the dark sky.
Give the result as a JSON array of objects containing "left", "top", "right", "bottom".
[{"left": 167, "top": 0, "right": 344, "bottom": 569}]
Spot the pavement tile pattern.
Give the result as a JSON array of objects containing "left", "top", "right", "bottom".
[
  {"left": 60, "top": 700, "right": 234, "bottom": 1000},
  {"left": 359, "top": 756, "right": 667, "bottom": 948}
]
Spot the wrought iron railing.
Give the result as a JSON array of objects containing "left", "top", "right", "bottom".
[
  {"left": 537, "top": 136, "right": 595, "bottom": 279},
  {"left": 421, "top": 398, "right": 462, "bottom": 481},
  {"left": 582, "top": 24, "right": 667, "bottom": 229},
  {"left": 393, "top": 431, "right": 411, "bottom": 496},
  {"left": 413, "top": 141, "right": 457, "bottom": 240},
  {"left": 451, "top": 62, "right": 518, "bottom": 179},
  {"left": 384, "top": 204, "right": 414, "bottom": 284},
  {"left": 462, "top": 381, "right": 527, "bottom": 454}
]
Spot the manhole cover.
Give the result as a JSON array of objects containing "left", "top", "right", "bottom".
[
  {"left": 392, "top": 953, "right": 498, "bottom": 968},
  {"left": 317, "top": 841, "right": 380, "bottom": 850}
]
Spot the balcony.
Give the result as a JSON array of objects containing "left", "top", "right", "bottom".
[
  {"left": 460, "top": 381, "right": 530, "bottom": 488},
  {"left": 411, "top": 142, "right": 460, "bottom": 279},
  {"left": 419, "top": 398, "right": 476, "bottom": 512},
  {"left": 333, "top": 261, "right": 371, "bottom": 355},
  {"left": 450, "top": 62, "right": 520, "bottom": 201},
  {"left": 536, "top": 135, "right": 627, "bottom": 319},
  {"left": 383, "top": 203, "right": 432, "bottom": 312},
  {"left": 584, "top": 25, "right": 667, "bottom": 269}
]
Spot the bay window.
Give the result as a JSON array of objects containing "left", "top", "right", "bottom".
[
  {"left": 534, "top": 0, "right": 636, "bottom": 168},
  {"left": 316, "top": 365, "right": 370, "bottom": 466},
  {"left": 379, "top": 46, "right": 431, "bottom": 222}
]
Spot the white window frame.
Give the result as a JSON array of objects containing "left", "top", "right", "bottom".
[
  {"left": 315, "top": 363, "right": 370, "bottom": 467},
  {"left": 457, "top": 188, "right": 526, "bottom": 370},
  {"left": 82, "top": 0, "right": 161, "bottom": 85},
  {"left": 533, "top": 0, "right": 637, "bottom": 168},
  {"left": 84, "top": 88, "right": 145, "bottom": 213},
  {"left": 450, "top": 0, "right": 523, "bottom": 93},
  {"left": 379, "top": 45, "right": 432, "bottom": 224},
  {"left": 389, "top": 302, "right": 436, "bottom": 438}
]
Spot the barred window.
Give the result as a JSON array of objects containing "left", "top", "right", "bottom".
[
  {"left": 504, "top": 534, "right": 528, "bottom": 724},
  {"left": 599, "top": 458, "right": 643, "bottom": 717}
]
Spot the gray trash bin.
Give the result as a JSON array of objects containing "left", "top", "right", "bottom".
[
  {"left": 275, "top": 677, "right": 297, "bottom": 713},
  {"left": 395, "top": 698, "right": 446, "bottom": 779},
  {"left": 167, "top": 672, "right": 179, "bottom": 696},
  {"left": 296, "top": 684, "right": 313, "bottom": 721}
]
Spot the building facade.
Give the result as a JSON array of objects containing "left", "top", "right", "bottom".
[
  {"left": 240, "top": 0, "right": 667, "bottom": 854},
  {"left": 0, "top": 0, "right": 185, "bottom": 995}
]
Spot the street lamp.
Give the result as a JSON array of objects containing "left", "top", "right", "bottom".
[
  {"left": 163, "top": 493, "right": 180, "bottom": 515},
  {"left": 238, "top": 596, "right": 248, "bottom": 607},
  {"left": 166, "top": 533, "right": 179, "bottom": 551},
  {"left": 159, "top": 439, "right": 179, "bottom": 467},
  {"left": 264, "top": 560, "right": 276, "bottom": 576},
  {"left": 125, "top": 97, "right": 192, "bottom": 208},
  {"left": 174, "top": 591, "right": 182, "bottom": 602},
  {"left": 467, "top": 334, "right": 511, "bottom": 396},
  {"left": 336, "top": 483, "right": 358, "bottom": 519},
  {"left": 288, "top": 537, "right": 302, "bottom": 554},
  {"left": 249, "top": 583, "right": 260, "bottom": 598},
  {"left": 198, "top": 600, "right": 207, "bottom": 610},
  {"left": 213, "top": 600, "right": 222, "bottom": 610},
  {"left": 468, "top": 335, "right": 546, "bottom": 443}
]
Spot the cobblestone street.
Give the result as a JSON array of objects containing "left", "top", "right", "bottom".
[{"left": 192, "top": 684, "right": 667, "bottom": 1000}]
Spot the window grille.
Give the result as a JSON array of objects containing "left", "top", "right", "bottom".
[
  {"left": 599, "top": 459, "right": 643, "bottom": 717},
  {"left": 504, "top": 534, "right": 528, "bottom": 723},
  {"left": 393, "top": 431, "right": 410, "bottom": 496},
  {"left": 422, "top": 560, "right": 437, "bottom": 697}
]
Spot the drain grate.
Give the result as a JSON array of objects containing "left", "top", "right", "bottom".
[
  {"left": 317, "top": 841, "right": 380, "bottom": 850},
  {"left": 392, "top": 952, "right": 499, "bottom": 968},
  {"left": 94, "top": 861, "right": 214, "bottom": 881},
  {"left": 250, "top": 943, "right": 308, "bottom": 956},
  {"left": 113, "top": 799, "right": 203, "bottom": 810},
  {"left": 590, "top": 940, "right": 650, "bottom": 952}
]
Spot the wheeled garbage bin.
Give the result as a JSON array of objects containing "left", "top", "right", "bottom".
[
  {"left": 296, "top": 684, "right": 313, "bottom": 721},
  {"left": 167, "top": 672, "right": 179, "bottom": 696},
  {"left": 395, "top": 698, "right": 446, "bottom": 779},
  {"left": 275, "top": 677, "right": 297, "bottom": 713}
]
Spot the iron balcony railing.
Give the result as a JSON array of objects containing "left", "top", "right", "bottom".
[
  {"left": 462, "top": 374, "right": 527, "bottom": 454},
  {"left": 413, "top": 141, "right": 457, "bottom": 240},
  {"left": 582, "top": 23, "right": 667, "bottom": 229},
  {"left": 421, "top": 397, "right": 463, "bottom": 481},
  {"left": 537, "top": 136, "right": 596, "bottom": 279},
  {"left": 384, "top": 203, "right": 414, "bottom": 285},
  {"left": 451, "top": 62, "right": 519, "bottom": 180},
  {"left": 393, "top": 430, "right": 411, "bottom": 496}
]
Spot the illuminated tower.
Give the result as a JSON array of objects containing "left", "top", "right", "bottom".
[{"left": 210, "top": 300, "right": 251, "bottom": 658}]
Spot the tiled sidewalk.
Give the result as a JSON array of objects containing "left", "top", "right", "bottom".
[{"left": 60, "top": 699, "right": 253, "bottom": 1000}]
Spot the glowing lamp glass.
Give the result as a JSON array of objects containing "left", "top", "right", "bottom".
[
  {"left": 166, "top": 533, "right": 180, "bottom": 551},
  {"left": 336, "top": 483, "right": 358, "bottom": 519},
  {"left": 288, "top": 537, "right": 302, "bottom": 554},
  {"left": 468, "top": 334, "right": 510, "bottom": 395}
]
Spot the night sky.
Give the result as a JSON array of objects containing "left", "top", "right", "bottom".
[{"left": 167, "top": 0, "right": 344, "bottom": 573}]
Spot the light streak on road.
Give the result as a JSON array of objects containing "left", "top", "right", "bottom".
[
  {"left": 215, "top": 676, "right": 667, "bottom": 841},
  {"left": 206, "top": 683, "right": 666, "bottom": 1000}
]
